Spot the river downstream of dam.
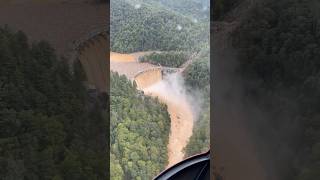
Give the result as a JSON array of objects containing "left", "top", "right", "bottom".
[{"left": 110, "top": 52, "right": 194, "bottom": 167}]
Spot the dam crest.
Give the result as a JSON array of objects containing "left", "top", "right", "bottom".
[{"left": 72, "top": 29, "right": 109, "bottom": 93}]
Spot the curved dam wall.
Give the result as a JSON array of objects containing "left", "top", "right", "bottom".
[
  {"left": 110, "top": 51, "right": 163, "bottom": 88},
  {"left": 110, "top": 52, "right": 195, "bottom": 167},
  {"left": 134, "top": 68, "right": 163, "bottom": 89},
  {"left": 77, "top": 33, "right": 108, "bottom": 93},
  {"left": 0, "top": 0, "right": 109, "bottom": 93},
  {"left": 0, "top": 0, "right": 108, "bottom": 56}
]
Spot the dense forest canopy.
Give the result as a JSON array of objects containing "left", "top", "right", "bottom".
[
  {"left": 231, "top": 0, "right": 320, "bottom": 179},
  {"left": 110, "top": 0, "right": 210, "bottom": 178},
  {"left": 149, "top": 0, "right": 210, "bottom": 21},
  {"left": 183, "top": 46, "right": 210, "bottom": 157},
  {"left": 139, "top": 51, "right": 190, "bottom": 68},
  {"left": 110, "top": 72, "right": 170, "bottom": 180},
  {"left": 213, "top": 0, "right": 240, "bottom": 20},
  {"left": 110, "top": 0, "right": 208, "bottom": 53},
  {"left": 0, "top": 27, "right": 108, "bottom": 179},
  {"left": 184, "top": 47, "right": 210, "bottom": 90}
]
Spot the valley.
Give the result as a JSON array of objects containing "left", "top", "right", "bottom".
[
  {"left": 110, "top": 0, "right": 210, "bottom": 179},
  {"left": 110, "top": 51, "right": 195, "bottom": 167}
]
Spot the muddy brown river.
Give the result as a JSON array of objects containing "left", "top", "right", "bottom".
[{"left": 110, "top": 52, "right": 194, "bottom": 167}]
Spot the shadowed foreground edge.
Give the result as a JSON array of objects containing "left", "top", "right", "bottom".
[{"left": 154, "top": 151, "right": 210, "bottom": 180}]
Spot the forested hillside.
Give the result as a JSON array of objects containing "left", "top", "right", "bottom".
[
  {"left": 139, "top": 51, "right": 189, "bottom": 68},
  {"left": 110, "top": 0, "right": 207, "bottom": 53},
  {"left": 213, "top": 0, "right": 240, "bottom": 19},
  {"left": 110, "top": 72, "right": 170, "bottom": 180},
  {"left": 110, "top": 0, "right": 210, "bottom": 178},
  {"left": 183, "top": 47, "right": 210, "bottom": 157},
  {"left": 231, "top": 0, "right": 320, "bottom": 179},
  {"left": 0, "top": 27, "right": 107, "bottom": 179},
  {"left": 149, "top": 0, "right": 210, "bottom": 21}
]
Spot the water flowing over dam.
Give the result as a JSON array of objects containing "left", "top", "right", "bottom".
[
  {"left": 134, "top": 68, "right": 162, "bottom": 89},
  {"left": 143, "top": 74, "right": 194, "bottom": 167},
  {"left": 0, "top": 1, "right": 109, "bottom": 93},
  {"left": 110, "top": 52, "right": 158, "bottom": 79},
  {"left": 76, "top": 32, "right": 108, "bottom": 92},
  {"left": 110, "top": 52, "right": 194, "bottom": 167}
]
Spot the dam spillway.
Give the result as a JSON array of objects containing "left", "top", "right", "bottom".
[
  {"left": 0, "top": 1, "right": 109, "bottom": 93},
  {"left": 110, "top": 52, "right": 163, "bottom": 87},
  {"left": 76, "top": 32, "right": 108, "bottom": 93},
  {"left": 110, "top": 51, "right": 194, "bottom": 168},
  {"left": 134, "top": 68, "right": 163, "bottom": 89}
]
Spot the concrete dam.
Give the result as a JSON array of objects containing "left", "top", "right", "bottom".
[
  {"left": 134, "top": 68, "right": 163, "bottom": 89},
  {"left": 110, "top": 52, "right": 164, "bottom": 88},
  {"left": 74, "top": 31, "right": 108, "bottom": 93},
  {"left": 0, "top": 0, "right": 109, "bottom": 93},
  {"left": 0, "top": 0, "right": 196, "bottom": 170},
  {"left": 110, "top": 52, "right": 194, "bottom": 167}
]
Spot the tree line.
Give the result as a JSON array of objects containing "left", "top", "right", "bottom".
[
  {"left": 110, "top": 0, "right": 211, "bottom": 177},
  {"left": 139, "top": 51, "right": 189, "bottom": 68},
  {"left": 0, "top": 27, "right": 108, "bottom": 179},
  {"left": 110, "top": 0, "right": 206, "bottom": 53},
  {"left": 183, "top": 46, "right": 210, "bottom": 157},
  {"left": 110, "top": 72, "right": 170, "bottom": 180},
  {"left": 232, "top": 0, "right": 320, "bottom": 179}
]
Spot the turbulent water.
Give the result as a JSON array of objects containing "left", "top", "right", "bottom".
[
  {"left": 110, "top": 52, "right": 194, "bottom": 167},
  {"left": 143, "top": 73, "right": 194, "bottom": 167}
]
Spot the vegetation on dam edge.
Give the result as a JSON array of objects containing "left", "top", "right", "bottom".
[{"left": 139, "top": 51, "right": 190, "bottom": 68}]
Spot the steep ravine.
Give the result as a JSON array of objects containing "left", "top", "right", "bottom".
[
  {"left": 110, "top": 52, "right": 194, "bottom": 167},
  {"left": 142, "top": 74, "right": 194, "bottom": 167}
]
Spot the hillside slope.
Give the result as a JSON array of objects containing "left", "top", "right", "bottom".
[
  {"left": 110, "top": 0, "right": 210, "bottom": 179},
  {"left": 110, "top": 72, "right": 170, "bottom": 179},
  {"left": 0, "top": 27, "right": 108, "bottom": 179},
  {"left": 111, "top": 0, "right": 207, "bottom": 53},
  {"left": 213, "top": 0, "right": 320, "bottom": 179}
]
